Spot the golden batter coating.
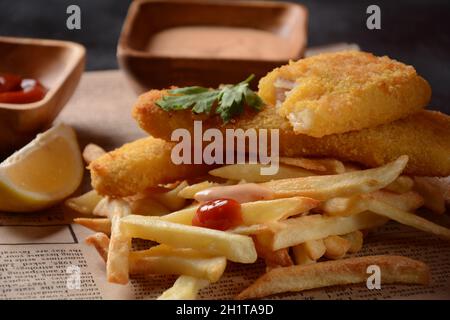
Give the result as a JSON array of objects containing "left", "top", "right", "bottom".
[
  {"left": 258, "top": 51, "right": 431, "bottom": 137},
  {"left": 89, "top": 137, "right": 210, "bottom": 197},
  {"left": 133, "top": 90, "right": 450, "bottom": 177}
]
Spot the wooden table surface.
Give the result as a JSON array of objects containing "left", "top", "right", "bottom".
[{"left": 56, "top": 70, "right": 146, "bottom": 151}]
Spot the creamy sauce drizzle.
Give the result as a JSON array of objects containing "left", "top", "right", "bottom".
[{"left": 194, "top": 183, "right": 274, "bottom": 204}]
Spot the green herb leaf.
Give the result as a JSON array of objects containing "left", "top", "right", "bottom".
[
  {"left": 169, "top": 86, "right": 209, "bottom": 95},
  {"left": 155, "top": 75, "right": 263, "bottom": 122}
]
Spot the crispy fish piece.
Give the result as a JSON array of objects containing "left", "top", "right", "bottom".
[
  {"left": 89, "top": 137, "right": 210, "bottom": 197},
  {"left": 133, "top": 91, "right": 450, "bottom": 177},
  {"left": 258, "top": 51, "right": 431, "bottom": 137}
]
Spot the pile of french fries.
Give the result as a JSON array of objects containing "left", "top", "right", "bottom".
[{"left": 66, "top": 144, "right": 449, "bottom": 299}]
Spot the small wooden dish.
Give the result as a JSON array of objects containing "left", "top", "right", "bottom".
[
  {"left": 0, "top": 36, "right": 85, "bottom": 154},
  {"left": 118, "top": 0, "right": 307, "bottom": 93}
]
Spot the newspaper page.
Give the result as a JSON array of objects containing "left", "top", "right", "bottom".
[{"left": 0, "top": 70, "right": 449, "bottom": 300}]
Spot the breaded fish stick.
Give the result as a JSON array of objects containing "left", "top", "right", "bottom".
[
  {"left": 90, "top": 137, "right": 210, "bottom": 197},
  {"left": 133, "top": 90, "right": 450, "bottom": 177},
  {"left": 258, "top": 51, "right": 431, "bottom": 137}
]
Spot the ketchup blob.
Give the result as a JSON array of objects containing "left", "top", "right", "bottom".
[
  {"left": 193, "top": 198, "right": 243, "bottom": 231},
  {"left": 0, "top": 73, "right": 47, "bottom": 104}
]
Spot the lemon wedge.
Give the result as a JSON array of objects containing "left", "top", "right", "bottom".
[{"left": 0, "top": 123, "right": 83, "bottom": 212}]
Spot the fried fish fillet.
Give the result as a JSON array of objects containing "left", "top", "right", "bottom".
[
  {"left": 133, "top": 90, "right": 450, "bottom": 177},
  {"left": 258, "top": 51, "right": 431, "bottom": 137},
  {"left": 89, "top": 137, "right": 210, "bottom": 197}
]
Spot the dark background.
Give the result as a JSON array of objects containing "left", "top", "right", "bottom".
[{"left": 1, "top": 0, "right": 449, "bottom": 113}]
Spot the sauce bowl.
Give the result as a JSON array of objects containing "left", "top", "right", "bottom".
[
  {"left": 117, "top": 0, "right": 307, "bottom": 92},
  {"left": 0, "top": 37, "right": 85, "bottom": 154}
]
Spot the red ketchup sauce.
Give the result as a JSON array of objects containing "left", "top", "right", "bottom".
[
  {"left": 0, "top": 73, "right": 47, "bottom": 104},
  {"left": 192, "top": 198, "right": 243, "bottom": 231}
]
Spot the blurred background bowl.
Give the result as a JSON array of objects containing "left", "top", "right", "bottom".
[{"left": 117, "top": 0, "right": 307, "bottom": 93}]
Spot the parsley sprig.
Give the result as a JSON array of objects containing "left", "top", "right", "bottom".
[{"left": 155, "top": 75, "right": 263, "bottom": 122}]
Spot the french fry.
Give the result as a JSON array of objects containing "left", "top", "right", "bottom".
[
  {"left": 254, "top": 234, "right": 293, "bottom": 269},
  {"left": 74, "top": 217, "right": 111, "bottom": 234},
  {"left": 193, "top": 183, "right": 275, "bottom": 204},
  {"left": 228, "top": 224, "right": 268, "bottom": 235},
  {"left": 266, "top": 212, "right": 388, "bottom": 250},
  {"left": 363, "top": 191, "right": 424, "bottom": 212},
  {"left": 209, "top": 164, "right": 315, "bottom": 183},
  {"left": 93, "top": 197, "right": 131, "bottom": 219},
  {"left": 107, "top": 214, "right": 131, "bottom": 284},
  {"left": 129, "top": 196, "right": 169, "bottom": 216},
  {"left": 239, "top": 197, "right": 319, "bottom": 225},
  {"left": 130, "top": 253, "right": 226, "bottom": 283},
  {"left": 279, "top": 157, "right": 345, "bottom": 174},
  {"left": 236, "top": 255, "right": 430, "bottom": 299},
  {"left": 263, "top": 248, "right": 294, "bottom": 270},
  {"left": 323, "top": 235, "right": 351, "bottom": 259},
  {"left": 321, "top": 196, "right": 365, "bottom": 217},
  {"left": 65, "top": 190, "right": 103, "bottom": 215},
  {"left": 85, "top": 232, "right": 110, "bottom": 261},
  {"left": 178, "top": 181, "right": 218, "bottom": 199},
  {"left": 121, "top": 215, "right": 257, "bottom": 263},
  {"left": 292, "top": 244, "right": 315, "bottom": 265},
  {"left": 366, "top": 199, "right": 450, "bottom": 240},
  {"left": 85, "top": 235, "right": 226, "bottom": 282},
  {"left": 150, "top": 181, "right": 189, "bottom": 211},
  {"left": 162, "top": 197, "right": 319, "bottom": 226},
  {"left": 82, "top": 143, "right": 106, "bottom": 164},
  {"left": 253, "top": 231, "right": 271, "bottom": 248},
  {"left": 341, "top": 231, "right": 364, "bottom": 253},
  {"left": 106, "top": 200, "right": 132, "bottom": 284},
  {"left": 414, "top": 177, "right": 446, "bottom": 214},
  {"left": 160, "top": 206, "right": 198, "bottom": 225},
  {"left": 303, "top": 239, "right": 326, "bottom": 260},
  {"left": 130, "top": 243, "right": 208, "bottom": 259},
  {"left": 385, "top": 176, "right": 414, "bottom": 193},
  {"left": 261, "top": 156, "right": 408, "bottom": 200},
  {"left": 322, "top": 190, "right": 424, "bottom": 216},
  {"left": 157, "top": 276, "right": 209, "bottom": 300},
  {"left": 92, "top": 197, "right": 110, "bottom": 217},
  {"left": 131, "top": 245, "right": 226, "bottom": 282},
  {"left": 292, "top": 239, "right": 327, "bottom": 265}
]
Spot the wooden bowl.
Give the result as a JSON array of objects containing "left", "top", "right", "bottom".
[
  {"left": 0, "top": 37, "right": 85, "bottom": 154},
  {"left": 117, "top": 0, "right": 307, "bottom": 93}
]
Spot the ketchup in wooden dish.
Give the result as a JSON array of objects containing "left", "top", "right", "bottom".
[
  {"left": 193, "top": 198, "right": 243, "bottom": 231},
  {"left": 0, "top": 73, "right": 47, "bottom": 104}
]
